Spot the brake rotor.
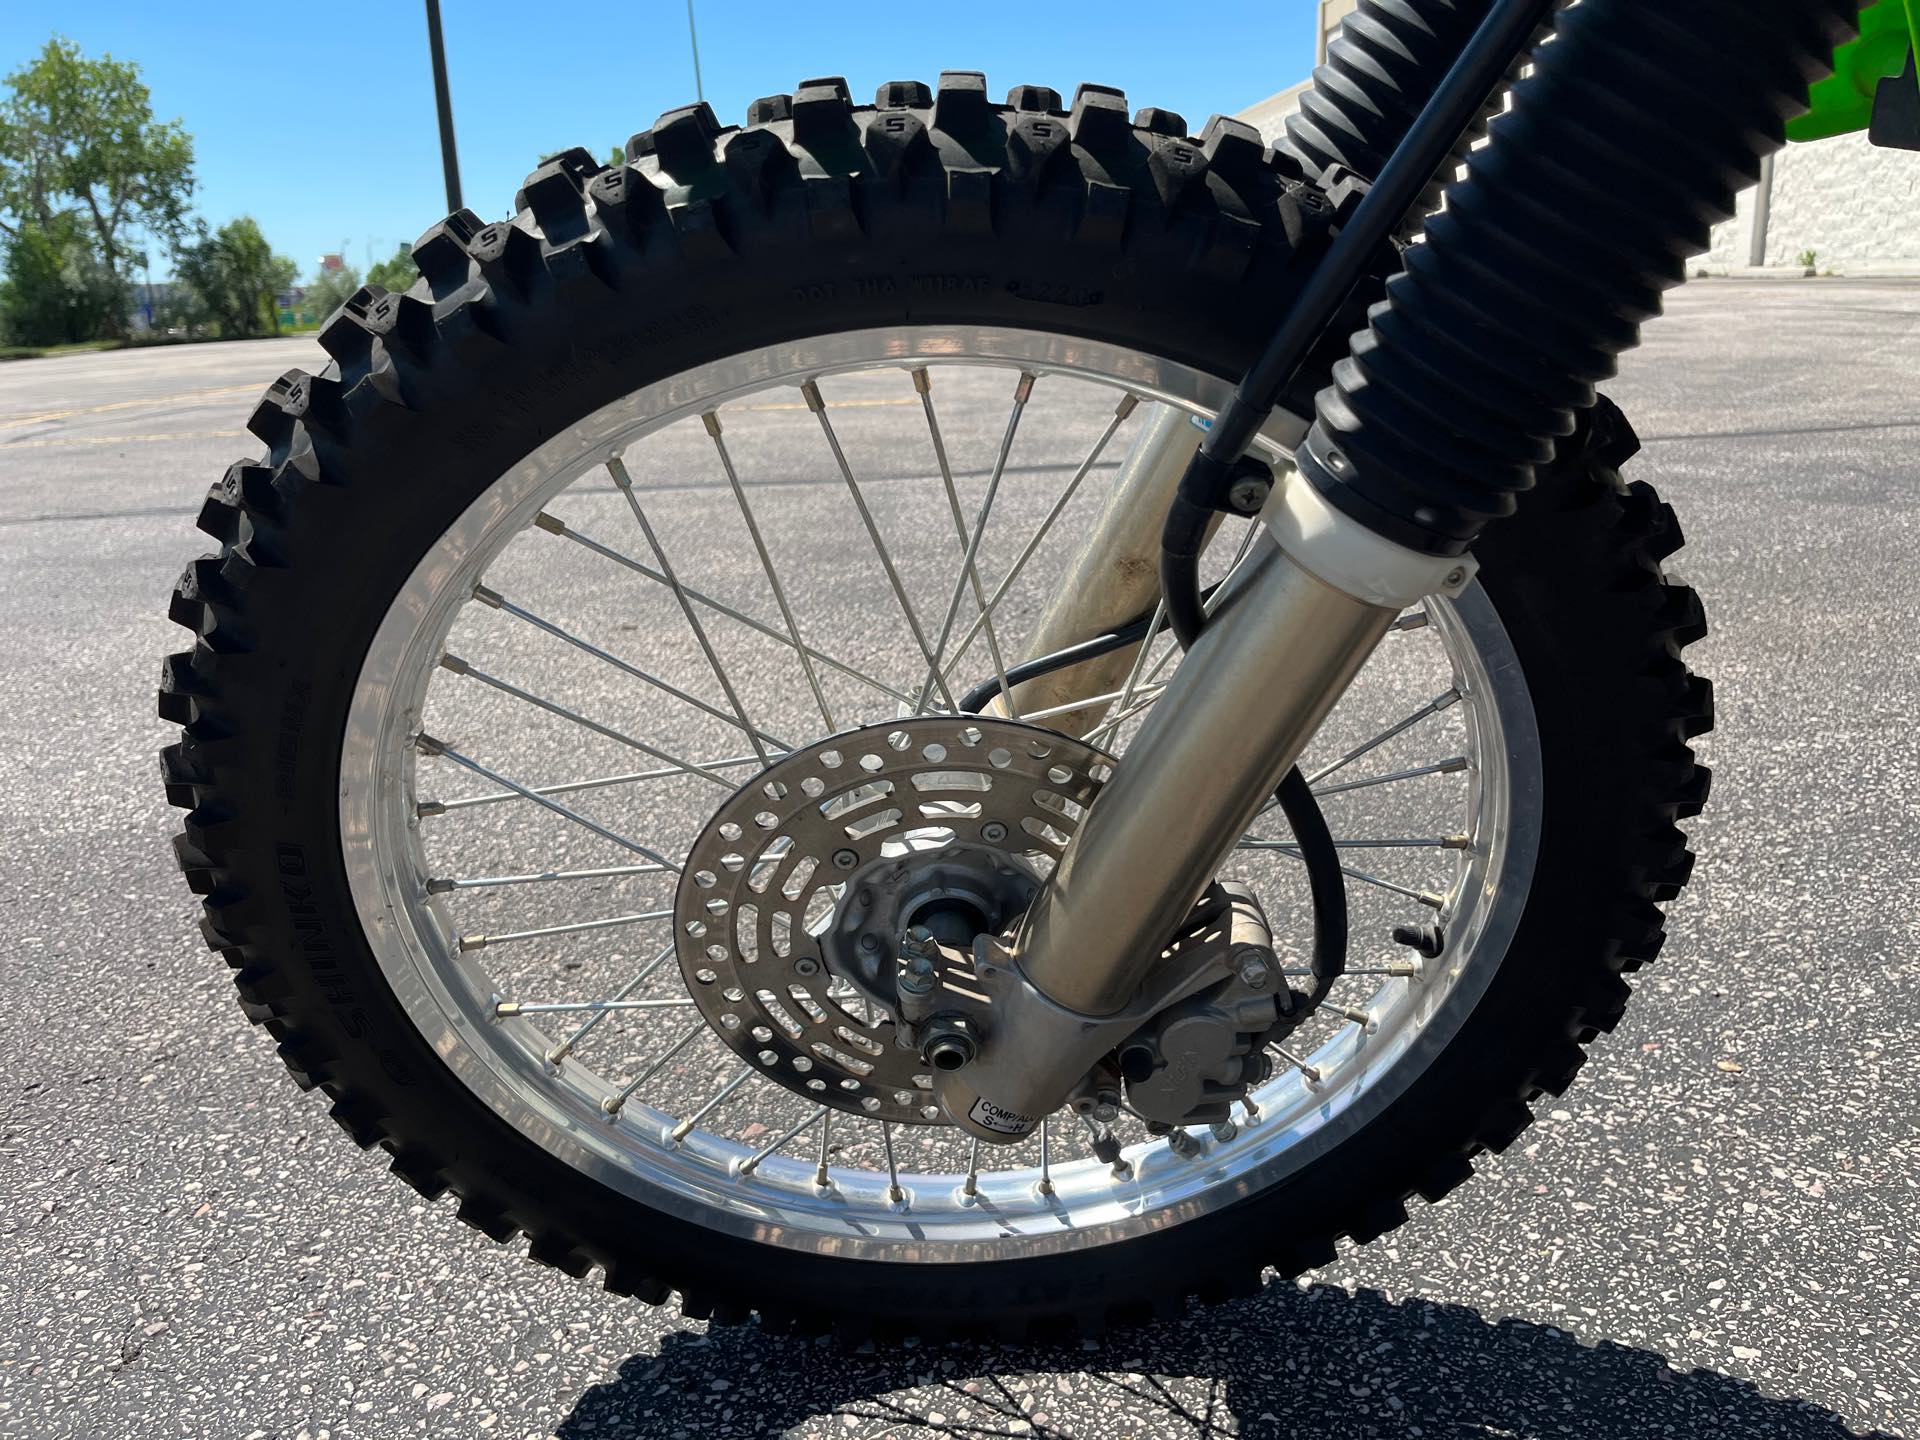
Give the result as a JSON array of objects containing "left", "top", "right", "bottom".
[{"left": 675, "top": 716, "right": 1114, "bottom": 1124}]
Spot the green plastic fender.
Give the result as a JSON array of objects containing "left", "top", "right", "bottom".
[{"left": 1790, "top": 0, "right": 1918, "bottom": 139}]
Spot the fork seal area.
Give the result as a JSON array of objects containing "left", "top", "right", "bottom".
[{"left": 1293, "top": 0, "right": 1860, "bottom": 556}]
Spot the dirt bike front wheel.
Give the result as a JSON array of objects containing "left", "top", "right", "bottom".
[{"left": 160, "top": 77, "right": 1709, "bottom": 1339}]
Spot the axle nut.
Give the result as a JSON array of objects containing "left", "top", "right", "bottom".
[{"left": 920, "top": 1016, "right": 977, "bottom": 1072}]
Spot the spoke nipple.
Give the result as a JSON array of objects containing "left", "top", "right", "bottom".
[
  {"left": 600, "top": 1095, "right": 623, "bottom": 1116},
  {"left": 1013, "top": 371, "right": 1037, "bottom": 404},
  {"left": 438, "top": 653, "right": 470, "bottom": 676},
  {"left": 1440, "top": 756, "right": 1471, "bottom": 774},
  {"left": 415, "top": 800, "right": 446, "bottom": 818},
  {"left": 910, "top": 367, "right": 932, "bottom": 395},
  {"left": 426, "top": 877, "right": 453, "bottom": 894},
  {"left": 1436, "top": 688, "right": 1462, "bottom": 712},
  {"left": 1036, "top": 1178, "right": 1055, "bottom": 1199},
  {"left": 701, "top": 411, "right": 723, "bottom": 438},
  {"left": 1442, "top": 834, "right": 1473, "bottom": 851},
  {"left": 458, "top": 933, "right": 487, "bottom": 952},
  {"left": 470, "top": 584, "right": 503, "bottom": 609},
  {"left": 491, "top": 1000, "right": 518, "bottom": 1017},
  {"left": 800, "top": 379, "right": 825, "bottom": 413},
  {"left": 669, "top": 1118, "right": 695, "bottom": 1142},
  {"left": 545, "top": 1044, "right": 571, "bottom": 1065},
  {"left": 532, "top": 511, "right": 566, "bottom": 535},
  {"left": 1115, "top": 393, "right": 1140, "bottom": 419},
  {"left": 1239, "top": 1097, "right": 1262, "bottom": 1123},
  {"left": 887, "top": 1184, "right": 906, "bottom": 1205},
  {"left": 739, "top": 1155, "right": 761, "bottom": 1177},
  {"left": 1166, "top": 1128, "right": 1203, "bottom": 1160},
  {"left": 413, "top": 732, "right": 449, "bottom": 757}
]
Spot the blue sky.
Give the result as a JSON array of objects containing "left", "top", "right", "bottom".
[{"left": 1, "top": 1, "right": 1316, "bottom": 282}]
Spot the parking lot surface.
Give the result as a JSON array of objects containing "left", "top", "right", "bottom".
[{"left": 1, "top": 279, "right": 1916, "bottom": 1438}]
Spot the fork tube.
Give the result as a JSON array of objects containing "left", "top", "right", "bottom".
[
  {"left": 1015, "top": 530, "right": 1395, "bottom": 1015},
  {"left": 1000, "top": 406, "right": 1244, "bottom": 733}
]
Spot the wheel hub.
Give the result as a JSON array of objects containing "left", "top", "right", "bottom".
[{"left": 674, "top": 716, "right": 1113, "bottom": 1124}]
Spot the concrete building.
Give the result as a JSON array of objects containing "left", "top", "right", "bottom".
[{"left": 1244, "top": 1, "right": 1920, "bottom": 274}]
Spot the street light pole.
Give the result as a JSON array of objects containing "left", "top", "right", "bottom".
[
  {"left": 686, "top": 0, "right": 704, "bottom": 102},
  {"left": 425, "top": 0, "right": 463, "bottom": 213}
]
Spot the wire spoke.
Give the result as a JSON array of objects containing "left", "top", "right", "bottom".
[
  {"left": 607, "top": 454, "right": 771, "bottom": 767},
  {"left": 880, "top": 1119, "right": 904, "bottom": 1203},
  {"left": 604, "top": 1021, "right": 708, "bottom": 1115},
  {"left": 942, "top": 392, "right": 1138, "bottom": 683},
  {"left": 458, "top": 909, "right": 672, "bottom": 952},
  {"left": 739, "top": 1104, "right": 828, "bottom": 1177},
  {"left": 802, "top": 379, "right": 958, "bottom": 713},
  {"left": 1312, "top": 755, "right": 1470, "bottom": 797},
  {"left": 472, "top": 584, "right": 790, "bottom": 752},
  {"left": 1304, "top": 688, "right": 1462, "bottom": 787},
  {"left": 1017, "top": 681, "right": 1169, "bottom": 726},
  {"left": 1251, "top": 842, "right": 1447, "bottom": 909},
  {"left": 496, "top": 996, "right": 696, "bottom": 1017},
  {"left": 705, "top": 411, "right": 837, "bottom": 731},
  {"left": 537, "top": 511, "right": 922, "bottom": 709},
  {"left": 916, "top": 367, "right": 1020, "bottom": 721},
  {"left": 416, "top": 735, "right": 682, "bottom": 873},
  {"left": 420, "top": 756, "right": 762, "bottom": 818},
  {"left": 439, "top": 653, "right": 736, "bottom": 790},
  {"left": 548, "top": 941, "right": 677, "bottom": 1062},
  {"left": 1240, "top": 836, "right": 1469, "bottom": 851},
  {"left": 914, "top": 371, "right": 1033, "bottom": 715},
  {"left": 428, "top": 862, "right": 673, "bottom": 893},
  {"left": 671, "top": 1066, "right": 754, "bottom": 1141}
]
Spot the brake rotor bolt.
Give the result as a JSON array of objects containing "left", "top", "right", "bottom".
[
  {"left": 980, "top": 821, "right": 1008, "bottom": 844},
  {"left": 793, "top": 956, "right": 820, "bottom": 978},
  {"left": 1210, "top": 1119, "right": 1239, "bottom": 1144},
  {"left": 832, "top": 848, "right": 859, "bottom": 871}
]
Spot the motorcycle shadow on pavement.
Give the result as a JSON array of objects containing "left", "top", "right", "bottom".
[{"left": 557, "top": 1280, "right": 1888, "bottom": 1439}]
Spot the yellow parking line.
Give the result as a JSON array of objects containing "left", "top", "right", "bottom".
[
  {"left": 0, "top": 383, "right": 261, "bottom": 431},
  {"left": 0, "top": 430, "right": 245, "bottom": 448}
]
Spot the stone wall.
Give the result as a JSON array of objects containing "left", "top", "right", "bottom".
[{"left": 1752, "top": 133, "right": 1920, "bottom": 270}]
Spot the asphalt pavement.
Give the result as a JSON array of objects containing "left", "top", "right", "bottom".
[{"left": 1, "top": 279, "right": 1916, "bottom": 1439}]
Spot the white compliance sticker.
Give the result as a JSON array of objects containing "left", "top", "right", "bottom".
[{"left": 967, "top": 1097, "right": 1040, "bottom": 1137}]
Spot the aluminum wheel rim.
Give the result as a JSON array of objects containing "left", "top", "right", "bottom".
[{"left": 341, "top": 326, "right": 1541, "bottom": 1262}]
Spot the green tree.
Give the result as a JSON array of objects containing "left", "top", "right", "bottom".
[
  {"left": 0, "top": 211, "right": 122, "bottom": 344},
  {"left": 366, "top": 243, "right": 417, "bottom": 295},
  {"left": 302, "top": 260, "right": 363, "bottom": 322},
  {"left": 0, "top": 36, "right": 196, "bottom": 337},
  {"left": 174, "top": 217, "right": 295, "bottom": 338}
]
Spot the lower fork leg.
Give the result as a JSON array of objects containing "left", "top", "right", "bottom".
[{"left": 938, "top": 477, "right": 1471, "bottom": 1139}]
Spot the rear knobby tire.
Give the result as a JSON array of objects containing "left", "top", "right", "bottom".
[{"left": 159, "top": 76, "right": 1710, "bottom": 1340}]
